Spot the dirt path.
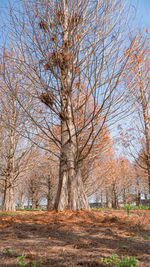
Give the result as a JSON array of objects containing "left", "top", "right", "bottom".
[{"left": 0, "top": 209, "right": 150, "bottom": 266}]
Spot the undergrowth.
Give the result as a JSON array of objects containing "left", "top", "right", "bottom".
[{"left": 100, "top": 254, "right": 139, "bottom": 267}]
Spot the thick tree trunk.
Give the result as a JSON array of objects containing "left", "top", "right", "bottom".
[
  {"left": 111, "top": 190, "right": 114, "bottom": 208},
  {"left": 138, "top": 75, "right": 150, "bottom": 208},
  {"left": 123, "top": 188, "right": 127, "bottom": 206},
  {"left": 100, "top": 192, "right": 104, "bottom": 208},
  {"left": 35, "top": 200, "right": 39, "bottom": 209},
  {"left": 2, "top": 95, "right": 17, "bottom": 212},
  {"left": 136, "top": 192, "right": 141, "bottom": 206},
  {"left": 148, "top": 168, "right": 150, "bottom": 209},
  {"left": 55, "top": 113, "right": 90, "bottom": 211},
  {"left": 2, "top": 160, "right": 16, "bottom": 212},
  {"left": 56, "top": 163, "right": 89, "bottom": 211},
  {"left": 19, "top": 193, "right": 24, "bottom": 209},
  {"left": 2, "top": 185, "right": 15, "bottom": 211},
  {"left": 54, "top": 0, "right": 89, "bottom": 212},
  {"left": 32, "top": 198, "right": 36, "bottom": 210},
  {"left": 47, "top": 195, "right": 53, "bottom": 210},
  {"left": 112, "top": 186, "right": 118, "bottom": 209},
  {"left": 106, "top": 189, "right": 111, "bottom": 208},
  {"left": 144, "top": 192, "right": 147, "bottom": 200}
]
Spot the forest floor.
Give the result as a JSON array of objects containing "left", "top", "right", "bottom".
[{"left": 0, "top": 209, "right": 150, "bottom": 266}]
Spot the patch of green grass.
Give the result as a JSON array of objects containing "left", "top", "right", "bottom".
[
  {"left": 100, "top": 254, "right": 118, "bottom": 265},
  {"left": 122, "top": 205, "right": 149, "bottom": 210},
  {"left": 29, "top": 260, "right": 43, "bottom": 267},
  {"left": 100, "top": 254, "right": 139, "bottom": 266},
  {"left": 116, "top": 257, "right": 139, "bottom": 267},
  {"left": 122, "top": 245, "right": 128, "bottom": 249},
  {"left": 4, "top": 249, "right": 43, "bottom": 266},
  {"left": 4, "top": 249, "right": 12, "bottom": 254},
  {"left": 4, "top": 248, "right": 18, "bottom": 256},
  {"left": 143, "top": 236, "right": 150, "bottom": 240},
  {"left": 16, "top": 254, "right": 27, "bottom": 266},
  {"left": 91, "top": 207, "right": 113, "bottom": 210},
  {"left": 16, "top": 208, "right": 42, "bottom": 211},
  {"left": 0, "top": 211, "right": 16, "bottom": 216}
]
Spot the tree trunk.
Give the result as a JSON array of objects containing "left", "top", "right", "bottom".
[
  {"left": 55, "top": 0, "right": 89, "bottom": 212},
  {"left": 106, "top": 189, "right": 111, "bottom": 208},
  {"left": 47, "top": 176, "right": 54, "bottom": 210},
  {"left": 144, "top": 192, "right": 147, "bottom": 200},
  {"left": 27, "top": 198, "right": 31, "bottom": 209},
  {"left": 95, "top": 191, "right": 99, "bottom": 208},
  {"left": 100, "top": 192, "right": 104, "bottom": 208},
  {"left": 56, "top": 165, "right": 89, "bottom": 211},
  {"left": 148, "top": 168, "right": 150, "bottom": 209},
  {"left": 35, "top": 200, "right": 39, "bottom": 209},
  {"left": 112, "top": 185, "right": 118, "bottom": 209},
  {"left": 32, "top": 198, "right": 36, "bottom": 210},
  {"left": 111, "top": 190, "right": 114, "bottom": 208},
  {"left": 2, "top": 162, "right": 16, "bottom": 212},
  {"left": 123, "top": 188, "right": 127, "bottom": 206},
  {"left": 2, "top": 95, "right": 17, "bottom": 212},
  {"left": 138, "top": 71, "right": 150, "bottom": 208},
  {"left": 47, "top": 195, "right": 53, "bottom": 210},
  {"left": 114, "top": 192, "right": 118, "bottom": 209},
  {"left": 2, "top": 185, "right": 15, "bottom": 211},
  {"left": 136, "top": 192, "right": 141, "bottom": 206},
  {"left": 55, "top": 114, "right": 89, "bottom": 211},
  {"left": 19, "top": 194, "right": 25, "bottom": 210}
]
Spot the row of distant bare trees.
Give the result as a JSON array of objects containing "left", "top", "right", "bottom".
[
  {"left": 0, "top": 0, "right": 149, "bottom": 211},
  {"left": 11, "top": 153, "right": 150, "bottom": 210}
]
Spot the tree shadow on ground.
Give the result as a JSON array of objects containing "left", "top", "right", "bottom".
[{"left": 0, "top": 210, "right": 150, "bottom": 266}]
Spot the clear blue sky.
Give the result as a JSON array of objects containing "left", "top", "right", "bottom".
[{"left": 134, "top": 0, "right": 150, "bottom": 27}]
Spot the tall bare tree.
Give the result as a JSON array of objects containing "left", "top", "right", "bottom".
[
  {"left": 0, "top": 49, "right": 32, "bottom": 211},
  {"left": 124, "top": 35, "right": 150, "bottom": 207},
  {"left": 9, "top": 0, "right": 134, "bottom": 211}
]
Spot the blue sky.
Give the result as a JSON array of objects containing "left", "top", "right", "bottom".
[
  {"left": 134, "top": 0, "right": 150, "bottom": 27},
  {"left": 0, "top": 0, "right": 150, "bottom": 28}
]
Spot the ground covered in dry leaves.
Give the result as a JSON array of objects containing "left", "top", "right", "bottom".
[{"left": 0, "top": 209, "right": 150, "bottom": 266}]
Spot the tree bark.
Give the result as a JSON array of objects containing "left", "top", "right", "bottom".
[
  {"left": 55, "top": 93, "right": 89, "bottom": 211},
  {"left": 136, "top": 191, "right": 141, "bottom": 206},
  {"left": 47, "top": 176, "right": 54, "bottom": 210},
  {"left": 123, "top": 188, "right": 127, "bottom": 206},
  {"left": 27, "top": 198, "right": 30, "bottom": 209},
  {"left": 54, "top": 0, "right": 89, "bottom": 212},
  {"left": 112, "top": 185, "right": 118, "bottom": 209},
  {"left": 32, "top": 198, "right": 36, "bottom": 210},
  {"left": 2, "top": 95, "right": 17, "bottom": 211},
  {"left": 19, "top": 193, "right": 25, "bottom": 209},
  {"left": 148, "top": 168, "right": 150, "bottom": 209},
  {"left": 2, "top": 185, "right": 15, "bottom": 211},
  {"left": 100, "top": 192, "right": 104, "bottom": 208},
  {"left": 106, "top": 189, "right": 111, "bottom": 208},
  {"left": 47, "top": 194, "right": 53, "bottom": 210},
  {"left": 56, "top": 163, "right": 89, "bottom": 211},
  {"left": 138, "top": 66, "right": 150, "bottom": 208}
]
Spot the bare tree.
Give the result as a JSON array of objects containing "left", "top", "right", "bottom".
[
  {"left": 133, "top": 161, "right": 148, "bottom": 206},
  {"left": 8, "top": 0, "right": 135, "bottom": 211},
  {"left": 0, "top": 49, "right": 32, "bottom": 211},
  {"left": 40, "top": 163, "right": 58, "bottom": 210},
  {"left": 124, "top": 34, "right": 150, "bottom": 207}
]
